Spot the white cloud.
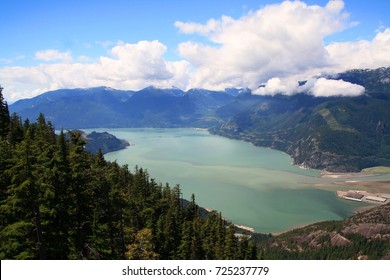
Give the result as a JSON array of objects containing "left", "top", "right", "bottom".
[
  {"left": 103, "top": 40, "right": 173, "bottom": 80},
  {"left": 34, "top": 49, "right": 72, "bottom": 63},
  {"left": 77, "top": 55, "right": 92, "bottom": 63},
  {"left": 254, "top": 76, "right": 365, "bottom": 97},
  {"left": 325, "top": 0, "right": 345, "bottom": 14},
  {"left": 1, "top": 55, "right": 26, "bottom": 64},
  {"left": 175, "top": 15, "right": 235, "bottom": 39},
  {"left": 175, "top": 0, "right": 389, "bottom": 96},
  {"left": 96, "top": 40, "right": 115, "bottom": 49},
  {"left": 308, "top": 78, "right": 365, "bottom": 97},
  {"left": 326, "top": 28, "right": 390, "bottom": 70},
  {"left": 1, "top": 41, "right": 190, "bottom": 102},
  {"left": 176, "top": 0, "right": 351, "bottom": 90},
  {"left": 1, "top": 58, "right": 14, "bottom": 64},
  {"left": 254, "top": 77, "right": 299, "bottom": 96}
]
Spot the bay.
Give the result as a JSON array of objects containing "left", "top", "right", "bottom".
[{"left": 87, "top": 128, "right": 372, "bottom": 233}]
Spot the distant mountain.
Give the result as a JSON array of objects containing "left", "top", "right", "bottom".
[
  {"left": 211, "top": 67, "right": 390, "bottom": 172},
  {"left": 10, "top": 86, "right": 236, "bottom": 129},
  {"left": 9, "top": 67, "right": 390, "bottom": 172},
  {"left": 10, "top": 87, "right": 135, "bottom": 128}
]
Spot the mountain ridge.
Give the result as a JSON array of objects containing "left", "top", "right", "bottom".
[
  {"left": 9, "top": 67, "right": 390, "bottom": 172},
  {"left": 211, "top": 67, "right": 390, "bottom": 172},
  {"left": 10, "top": 86, "right": 236, "bottom": 129}
]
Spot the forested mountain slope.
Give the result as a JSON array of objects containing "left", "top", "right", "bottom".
[
  {"left": 212, "top": 67, "right": 390, "bottom": 172},
  {"left": 258, "top": 202, "right": 390, "bottom": 260},
  {"left": 1, "top": 91, "right": 257, "bottom": 259},
  {"left": 10, "top": 86, "right": 238, "bottom": 129}
]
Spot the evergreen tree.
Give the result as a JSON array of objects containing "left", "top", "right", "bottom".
[
  {"left": 88, "top": 150, "right": 115, "bottom": 259},
  {"left": 0, "top": 86, "right": 11, "bottom": 139},
  {"left": 237, "top": 235, "right": 258, "bottom": 260},
  {"left": 177, "top": 221, "right": 192, "bottom": 259},
  {"left": 108, "top": 163, "right": 134, "bottom": 259},
  {"left": 44, "top": 129, "right": 72, "bottom": 259},
  {"left": 67, "top": 130, "right": 94, "bottom": 259},
  {"left": 125, "top": 228, "right": 159, "bottom": 260},
  {"left": 224, "top": 224, "right": 237, "bottom": 259},
  {"left": 8, "top": 113, "right": 24, "bottom": 146},
  {"left": 190, "top": 217, "right": 204, "bottom": 259},
  {"left": 1, "top": 129, "right": 45, "bottom": 259}
]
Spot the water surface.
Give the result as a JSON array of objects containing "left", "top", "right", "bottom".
[{"left": 89, "top": 128, "right": 376, "bottom": 233}]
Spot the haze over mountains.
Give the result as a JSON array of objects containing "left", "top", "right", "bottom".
[{"left": 10, "top": 67, "right": 390, "bottom": 172}]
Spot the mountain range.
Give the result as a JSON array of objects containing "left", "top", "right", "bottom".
[
  {"left": 10, "top": 86, "right": 241, "bottom": 129},
  {"left": 10, "top": 67, "right": 390, "bottom": 172}
]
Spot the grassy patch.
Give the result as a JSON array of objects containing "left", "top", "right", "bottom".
[
  {"left": 318, "top": 109, "right": 356, "bottom": 133},
  {"left": 362, "top": 166, "right": 390, "bottom": 174}
]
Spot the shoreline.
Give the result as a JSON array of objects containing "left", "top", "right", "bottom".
[
  {"left": 320, "top": 170, "right": 379, "bottom": 179},
  {"left": 316, "top": 168, "right": 390, "bottom": 204},
  {"left": 203, "top": 207, "right": 256, "bottom": 233},
  {"left": 272, "top": 201, "right": 390, "bottom": 236}
]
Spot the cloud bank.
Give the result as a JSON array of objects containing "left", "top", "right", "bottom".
[
  {"left": 175, "top": 0, "right": 350, "bottom": 90},
  {"left": 175, "top": 0, "right": 388, "bottom": 96},
  {"left": 1, "top": 41, "right": 190, "bottom": 101},
  {"left": 308, "top": 78, "right": 365, "bottom": 97},
  {"left": 254, "top": 76, "right": 365, "bottom": 97},
  {"left": 326, "top": 28, "right": 390, "bottom": 69},
  {"left": 1, "top": 0, "right": 390, "bottom": 102}
]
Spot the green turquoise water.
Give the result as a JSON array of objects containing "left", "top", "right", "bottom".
[{"left": 90, "top": 128, "right": 376, "bottom": 233}]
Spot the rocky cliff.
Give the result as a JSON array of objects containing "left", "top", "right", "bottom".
[{"left": 259, "top": 203, "right": 390, "bottom": 259}]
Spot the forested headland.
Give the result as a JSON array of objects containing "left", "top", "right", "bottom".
[{"left": 0, "top": 87, "right": 257, "bottom": 260}]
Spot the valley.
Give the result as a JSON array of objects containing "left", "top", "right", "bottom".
[
  {"left": 10, "top": 67, "right": 390, "bottom": 173},
  {"left": 2, "top": 0, "right": 390, "bottom": 262},
  {"left": 3, "top": 66, "right": 390, "bottom": 259}
]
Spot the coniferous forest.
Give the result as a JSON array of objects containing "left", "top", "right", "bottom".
[{"left": 0, "top": 87, "right": 257, "bottom": 260}]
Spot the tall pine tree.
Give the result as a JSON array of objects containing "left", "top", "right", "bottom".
[{"left": 0, "top": 86, "right": 11, "bottom": 139}]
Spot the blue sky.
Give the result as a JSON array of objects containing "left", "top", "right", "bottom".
[
  {"left": 1, "top": 0, "right": 390, "bottom": 101},
  {"left": 2, "top": 0, "right": 275, "bottom": 64}
]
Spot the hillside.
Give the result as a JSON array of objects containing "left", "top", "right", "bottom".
[
  {"left": 10, "top": 86, "right": 238, "bottom": 129},
  {"left": 10, "top": 87, "right": 135, "bottom": 128},
  {"left": 82, "top": 131, "right": 130, "bottom": 155},
  {"left": 259, "top": 203, "right": 390, "bottom": 260},
  {"left": 211, "top": 67, "right": 390, "bottom": 172}
]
